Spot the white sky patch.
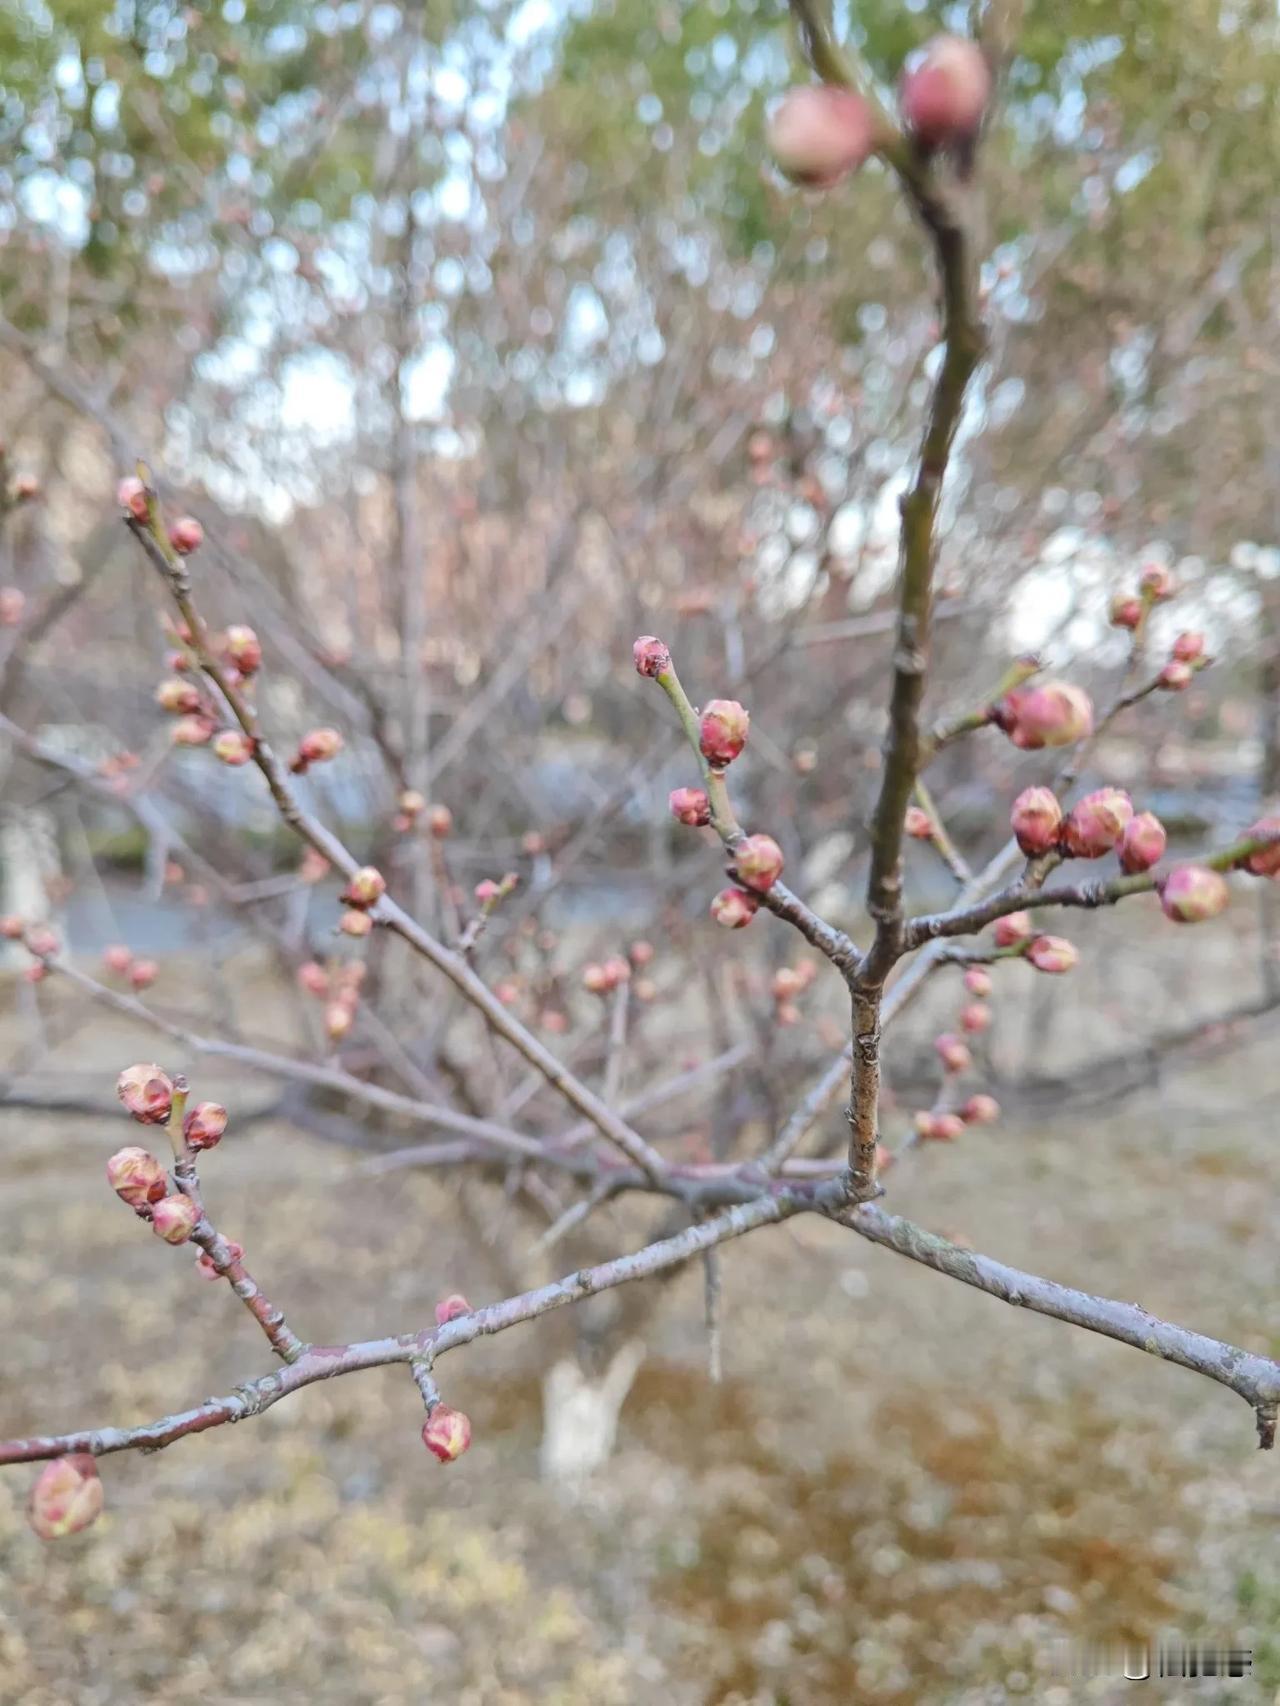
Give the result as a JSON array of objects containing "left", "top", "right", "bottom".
[
  {"left": 402, "top": 340, "right": 455, "bottom": 421},
  {"left": 279, "top": 350, "right": 356, "bottom": 441}
]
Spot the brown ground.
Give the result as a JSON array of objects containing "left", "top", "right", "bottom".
[{"left": 1, "top": 905, "right": 1278, "bottom": 1705}]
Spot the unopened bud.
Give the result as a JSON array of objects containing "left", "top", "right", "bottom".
[
  {"left": 28, "top": 1455, "right": 103, "bottom": 1540},
  {"left": 629, "top": 939, "right": 654, "bottom": 966},
  {"left": 129, "top": 959, "right": 158, "bottom": 991},
  {"left": 300, "top": 847, "right": 330, "bottom": 883},
  {"left": 582, "top": 962, "right": 608, "bottom": 994},
  {"left": 998, "top": 682, "right": 1094, "bottom": 750},
  {"left": 422, "top": 1404, "right": 472, "bottom": 1463},
  {"left": 899, "top": 35, "right": 990, "bottom": 145},
  {"left": 669, "top": 786, "right": 712, "bottom": 828},
  {"left": 116, "top": 475, "right": 150, "bottom": 520},
  {"left": 699, "top": 699, "right": 750, "bottom": 767},
  {"left": 914, "top": 1110, "right": 965, "bottom": 1142},
  {"left": 0, "top": 586, "right": 25, "bottom": 625},
  {"left": 961, "top": 1093, "right": 1000, "bottom": 1126},
  {"left": 1119, "top": 811, "right": 1167, "bottom": 874},
  {"left": 196, "top": 1238, "right": 243, "bottom": 1280},
  {"left": 1158, "top": 659, "right": 1192, "bottom": 692},
  {"left": 734, "top": 833, "right": 784, "bottom": 894},
  {"left": 434, "top": 1293, "right": 471, "bottom": 1325},
  {"left": 26, "top": 924, "right": 58, "bottom": 959},
  {"left": 632, "top": 635, "right": 670, "bottom": 678},
  {"left": 168, "top": 516, "right": 204, "bottom": 555},
  {"left": 183, "top": 1101, "right": 227, "bottom": 1151},
  {"left": 904, "top": 806, "right": 934, "bottom": 839},
  {"left": 1160, "top": 864, "right": 1229, "bottom": 924},
  {"left": 116, "top": 1063, "right": 174, "bottom": 1125},
  {"left": 297, "top": 960, "right": 329, "bottom": 997},
  {"left": 151, "top": 1194, "right": 200, "bottom": 1244},
  {"left": 342, "top": 866, "right": 386, "bottom": 908},
  {"left": 1242, "top": 815, "right": 1280, "bottom": 878},
  {"left": 427, "top": 803, "right": 453, "bottom": 838},
  {"left": 339, "top": 908, "right": 373, "bottom": 938},
  {"left": 772, "top": 966, "right": 804, "bottom": 1001},
  {"left": 710, "top": 887, "right": 758, "bottom": 929},
  {"left": 767, "top": 85, "right": 876, "bottom": 187},
  {"left": 634, "top": 977, "right": 658, "bottom": 1003},
  {"left": 1172, "top": 631, "right": 1205, "bottom": 663},
  {"left": 993, "top": 911, "right": 1034, "bottom": 949},
  {"left": 399, "top": 788, "right": 427, "bottom": 819},
  {"left": 1027, "top": 934, "right": 1078, "bottom": 974},
  {"left": 1109, "top": 594, "right": 1143, "bottom": 631},
  {"left": 959, "top": 1002, "right": 991, "bottom": 1034},
  {"left": 962, "top": 966, "right": 992, "bottom": 998},
  {"left": 156, "top": 677, "right": 202, "bottom": 715},
  {"left": 172, "top": 714, "right": 214, "bottom": 747},
  {"left": 0, "top": 913, "right": 22, "bottom": 939},
  {"left": 934, "top": 1033, "right": 972, "bottom": 1074},
  {"left": 1061, "top": 787, "right": 1133, "bottom": 859},
  {"left": 290, "top": 727, "right": 343, "bottom": 772},
  {"left": 224, "top": 625, "right": 262, "bottom": 674},
  {"left": 1139, "top": 562, "right": 1175, "bottom": 601},
  {"left": 1010, "top": 786, "right": 1062, "bottom": 856},
  {"left": 324, "top": 999, "right": 355, "bottom": 1041},
  {"left": 106, "top": 1145, "right": 168, "bottom": 1207},
  {"left": 13, "top": 473, "right": 39, "bottom": 500},
  {"left": 474, "top": 878, "right": 501, "bottom": 905},
  {"left": 102, "top": 944, "right": 133, "bottom": 976},
  {"left": 213, "top": 729, "right": 255, "bottom": 767}
]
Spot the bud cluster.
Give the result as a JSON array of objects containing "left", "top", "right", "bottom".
[
  {"left": 1009, "top": 784, "right": 1170, "bottom": 876},
  {"left": 110, "top": 1064, "right": 231, "bottom": 1244},
  {"left": 913, "top": 962, "right": 1003, "bottom": 1143},
  {"left": 296, "top": 956, "right": 367, "bottom": 1042},
  {"left": 770, "top": 959, "right": 817, "bottom": 1027}
]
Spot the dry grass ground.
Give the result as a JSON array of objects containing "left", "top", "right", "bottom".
[{"left": 0, "top": 904, "right": 1278, "bottom": 1704}]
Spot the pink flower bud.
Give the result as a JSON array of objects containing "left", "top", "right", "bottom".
[
  {"left": 734, "top": 833, "right": 785, "bottom": 893},
  {"left": 224, "top": 624, "right": 262, "bottom": 674},
  {"left": 183, "top": 1101, "right": 227, "bottom": 1150},
  {"left": 1139, "top": 562, "right": 1175, "bottom": 601},
  {"left": 699, "top": 699, "right": 749, "bottom": 766},
  {"left": 1160, "top": 864, "right": 1229, "bottom": 924},
  {"left": 900, "top": 35, "right": 990, "bottom": 145},
  {"left": 934, "top": 1032, "right": 972, "bottom": 1074},
  {"left": 151, "top": 1194, "right": 200, "bottom": 1244},
  {"left": 1119, "top": 811, "right": 1167, "bottom": 874},
  {"left": 772, "top": 967, "right": 804, "bottom": 1001},
  {"left": 960, "top": 1001, "right": 991, "bottom": 1034},
  {"left": 116, "top": 476, "right": 150, "bottom": 520},
  {"left": 102, "top": 944, "right": 133, "bottom": 976},
  {"left": 0, "top": 586, "right": 25, "bottom": 625},
  {"left": 1061, "top": 787, "right": 1133, "bottom": 859},
  {"left": 434, "top": 1293, "right": 471, "bottom": 1325},
  {"left": 324, "top": 999, "right": 355, "bottom": 1041},
  {"left": 629, "top": 939, "right": 654, "bottom": 966},
  {"left": 213, "top": 729, "right": 255, "bottom": 767},
  {"left": 106, "top": 1145, "right": 168, "bottom": 1207},
  {"left": 767, "top": 85, "right": 876, "bottom": 187},
  {"left": 297, "top": 960, "right": 329, "bottom": 997},
  {"left": 961, "top": 1093, "right": 1001, "bottom": 1126},
  {"left": 998, "top": 682, "right": 1094, "bottom": 750},
  {"left": 1158, "top": 659, "right": 1192, "bottom": 692},
  {"left": 342, "top": 866, "right": 386, "bottom": 908},
  {"left": 196, "top": 1238, "right": 242, "bottom": 1280},
  {"left": 0, "top": 913, "right": 23, "bottom": 939},
  {"left": 155, "top": 677, "right": 202, "bottom": 715},
  {"left": 582, "top": 962, "right": 608, "bottom": 993},
  {"left": 172, "top": 714, "right": 215, "bottom": 747},
  {"left": 962, "top": 967, "right": 992, "bottom": 998},
  {"left": 1172, "top": 631, "right": 1205, "bottom": 663},
  {"left": 539, "top": 1008, "right": 568, "bottom": 1033},
  {"left": 1027, "top": 935, "right": 1078, "bottom": 974},
  {"left": 669, "top": 786, "right": 712, "bottom": 827},
  {"left": 710, "top": 887, "right": 758, "bottom": 929},
  {"left": 26, "top": 924, "right": 58, "bottom": 959},
  {"left": 1242, "top": 815, "right": 1280, "bottom": 878},
  {"left": 14, "top": 473, "right": 40, "bottom": 500},
  {"left": 28, "top": 1455, "right": 104, "bottom": 1540},
  {"left": 427, "top": 804, "right": 453, "bottom": 838},
  {"left": 300, "top": 847, "right": 330, "bottom": 883},
  {"left": 474, "top": 879, "right": 501, "bottom": 905},
  {"left": 904, "top": 806, "right": 934, "bottom": 839},
  {"left": 290, "top": 727, "right": 343, "bottom": 772},
  {"left": 339, "top": 908, "right": 373, "bottom": 938},
  {"left": 129, "top": 958, "right": 158, "bottom": 991},
  {"left": 993, "top": 911, "right": 1033, "bottom": 949},
  {"left": 422, "top": 1404, "right": 472, "bottom": 1463},
  {"left": 632, "top": 635, "right": 671, "bottom": 678},
  {"left": 168, "top": 516, "right": 204, "bottom": 555},
  {"left": 24, "top": 962, "right": 46, "bottom": 984},
  {"left": 914, "top": 1110, "right": 964, "bottom": 1142},
  {"left": 634, "top": 977, "right": 658, "bottom": 1003},
  {"left": 116, "top": 1063, "right": 174, "bottom": 1125},
  {"left": 1010, "top": 786, "right": 1063, "bottom": 856},
  {"left": 1109, "top": 594, "right": 1143, "bottom": 630},
  {"left": 398, "top": 788, "right": 426, "bottom": 819}
]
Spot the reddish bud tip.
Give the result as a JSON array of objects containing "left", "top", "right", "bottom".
[
  {"left": 324, "top": 999, "right": 355, "bottom": 1041},
  {"left": 904, "top": 806, "right": 934, "bottom": 840},
  {"left": 224, "top": 624, "right": 262, "bottom": 674},
  {"left": 339, "top": 908, "right": 374, "bottom": 938},
  {"left": 106, "top": 1145, "right": 168, "bottom": 1208},
  {"left": 629, "top": 939, "right": 655, "bottom": 966},
  {"left": 959, "top": 1002, "right": 991, "bottom": 1035},
  {"left": 734, "top": 833, "right": 785, "bottom": 893},
  {"left": 914, "top": 1110, "right": 964, "bottom": 1142},
  {"left": 427, "top": 803, "right": 453, "bottom": 838},
  {"left": 934, "top": 1032, "right": 972, "bottom": 1074},
  {"left": 0, "top": 586, "right": 26, "bottom": 626},
  {"left": 434, "top": 1293, "right": 471, "bottom": 1325},
  {"left": 900, "top": 35, "right": 990, "bottom": 145},
  {"left": 0, "top": 913, "right": 23, "bottom": 939},
  {"left": 1010, "top": 786, "right": 1063, "bottom": 856},
  {"left": 992, "top": 911, "right": 1034, "bottom": 949},
  {"left": 342, "top": 866, "right": 386, "bottom": 908},
  {"left": 669, "top": 786, "right": 712, "bottom": 828},
  {"left": 116, "top": 476, "right": 150, "bottom": 520},
  {"left": 213, "top": 729, "right": 256, "bottom": 767},
  {"left": 129, "top": 958, "right": 158, "bottom": 991},
  {"left": 581, "top": 962, "right": 608, "bottom": 994},
  {"left": 699, "top": 699, "right": 750, "bottom": 767},
  {"left": 116, "top": 1063, "right": 174, "bottom": 1125},
  {"left": 1242, "top": 815, "right": 1280, "bottom": 879},
  {"left": 28, "top": 1455, "right": 103, "bottom": 1540},
  {"left": 1109, "top": 594, "right": 1144, "bottom": 631},
  {"left": 632, "top": 635, "right": 671, "bottom": 678},
  {"left": 102, "top": 943, "right": 133, "bottom": 976},
  {"left": 297, "top": 960, "right": 329, "bottom": 997},
  {"left": 155, "top": 677, "right": 202, "bottom": 715},
  {"left": 1158, "top": 659, "right": 1192, "bottom": 692},
  {"left": 398, "top": 788, "right": 427, "bottom": 820},
  {"left": 710, "top": 886, "right": 759, "bottom": 929},
  {"left": 151, "top": 1194, "right": 200, "bottom": 1245},
  {"left": 291, "top": 727, "right": 343, "bottom": 771},
  {"left": 25, "top": 924, "right": 58, "bottom": 960},
  {"left": 1139, "top": 562, "right": 1175, "bottom": 601},
  {"left": 767, "top": 85, "right": 876, "bottom": 187},
  {"left": 183, "top": 1101, "right": 227, "bottom": 1151},
  {"left": 1061, "top": 787, "right": 1133, "bottom": 859},
  {"left": 1160, "top": 864, "right": 1229, "bottom": 924},
  {"left": 172, "top": 714, "right": 215, "bottom": 747},
  {"left": 1026, "top": 934, "right": 1079, "bottom": 974},
  {"left": 1119, "top": 811, "right": 1167, "bottom": 874},
  {"left": 168, "top": 516, "right": 204, "bottom": 555},
  {"left": 1172, "top": 631, "right": 1205, "bottom": 663},
  {"left": 998, "top": 682, "right": 1094, "bottom": 750},
  {"left": 961, "top": 1093, "right": 1000, "bottom": 1126},
  {"left": 422, "top": 1404, "right": 472, "bottom": 1463},
  {"left": 962, "top": 966, "right": 992, "bottom": 998}
]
